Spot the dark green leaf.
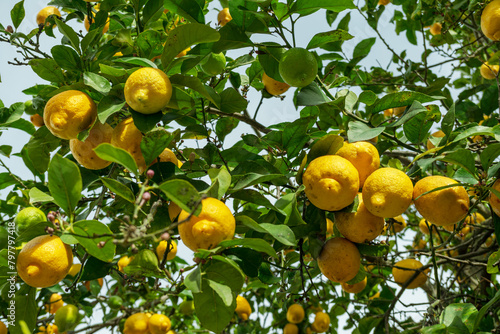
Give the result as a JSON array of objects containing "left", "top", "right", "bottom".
[
  {"left": 440, "top": 149, "right": 477, "bottom": 177},
  {"left": 0, "top": 145, "right": 12, "bottom": 157},
  {"left": 51, "top": 45, "right": 81, "bottom": 71},
  {"left": 64, "top": 220, "right": 116, "bottom": 262},
  {"left": 80, "top": 256, "right": 113, "bottom": 281},
  {"left": 237, "top": 216, "right": 296, "bottom": 246},
  {"left": 296, "top": 82, "right": 330, "bottom": 106},
  {"left": 223, "top": 248, "right": 262, "bottom": 278},
  {"left": 136, "top": 29, "right": 163, "bottom": 59},
  {"left": 441, "top": 103, "right": 455, "bottom": 136},
  {"left": 11, "top": 0, "right": 25, "bottom": 29},
  {"left": 219, "top": 238, "right": 277, "bottom": 258},
  {"left": 205, "top": 167, "right": 231, "bottom": 200},
  {"left": 307, "top": 29, "right": 353, "bottom": 49},
  {"left": 114, "top": 57, "right": 157, "bottom": 68},
  {"left": 170, "top": 74, "right": 219, "bottom": 106},
  {"left": 142, "top": 0, "right": 164, "bottom": 26},
  {"left": 16, "top": 221, "right": 52, "bottom": 243},
  {"left": 140, "top": 128, "right": 174, "bottom": 166},
  {"left": 350, "top": 38, "right": 376, "bottom": 66},
  {"left": 97, "top": 95, "right": 126, "bottom": 123},
  {"left": 130, "top": 108, "right": 163, "bottom": 132},
  {"left": 291, "top": 0, "right": 355, "bottom": 14},
  {"left": 219, "top": 88, "right": 248, "bottom": 113},
  {"left": 358, "top": 90, "right": 378, "bottom": 106},
  {"left": 347, "top": 121, "right": 385, "bottom": 142},
  {"left": 11, "top": 286, "right": 37, "bottom": 334},
  {"left": 283, "top": 117, "right": 312, "bottom": 158},
  {"left": 158, "top": 179, "right": 202, "bottom": 216},
  {"left": 54, "top": 18, "right": 81, "bottom": 54},
  {"left": 367, "top": 91, "right": 445, "bottom": 114},
  {"left": 403, "top": 112, "right": 434, "bottom": 144},
  {"left": 94, "top": 143, "right": 139, "bottom": 176},
  {"left": 185, "top": 265, "right": 203, "bottom": 293},
  {"left": 164, "top": 0, "right": 205, "bottom": 24},
  {"left": 480, "top": 143, "right": 500, "bottom": 171},
  {"left": 101, "top": 177, "right": 135, "bottom": 203},
  {"left": 84, "top": 72, "right": 111, "bottom": 95},
  {"left": 441, "top": 303, "right": 477, "bottom": 333},
  {"left": 48, "top": 154, "right": 82, "bottom": 216},
  {"left": 29, "top": 59, "right": 65, "bottom": 83}
]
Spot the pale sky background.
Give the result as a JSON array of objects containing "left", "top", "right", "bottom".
[{"left": 0, "top": 0, "right": 456, "bottom": 333}]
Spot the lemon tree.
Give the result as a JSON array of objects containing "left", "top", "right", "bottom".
[{"left": 0, "top": 0, "right": 500, "bottom": 333}]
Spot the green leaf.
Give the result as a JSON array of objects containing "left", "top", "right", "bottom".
[
  {"left": 403, "top": 112, "right": 434, "bottom": 144},
  {"left": 308, "top": 133, "right": 344, "bottom": 162},
  {"left": 94, "top": 143, "right": 139, "bottom": 176},
  {"left": 84, "top": 72, "right": 111, "bottom": 95},
  {"left": 161, "top": 23, "right": 220, "bottom": 70},
  {"left": 11, "top": 286, "right": 37, "bottom": 334},
  {"left": 358, "top": 90, "right": 378, "bottom": 106},
  {"left": 473, "top": 286, "right": 500, "bottom": 332},
  {"left": 97, "top": 95, "right": 126, "bottom": 123},
  {"left": 164, "top": 0, "right": 205, "bottom": 24},
  {"left": 16, "top": 221, "right": 52, "bottom": 243},
  {"left": 219, "top": 238, "right": 277, "bottom": 258},
  {"left": 219, "top": 88, "right": 248, "bottom": 113},
  {"left": 205, "top": 167, "right": 231, "bottom": 200},
  {"left": 420, "top": 324, "right": 447, "bottom": 334},
  {"left": 80, "top": 256, "right": 113, "bottom": 281},
  {"left": 29, "top": 59, "right": 65, "bottom": 83},
  {"left": 114, "top": 57, "right": 157, "bottom": 68},
  {"left": 440, "top": 303, "right": 478, "bottom": 334},
  {"left": 29, "top": 187, "right": 54, "bottom": 204},
  {"left": 349, "top": 38, "right": 376, "bottom": 66},
  {"left": 212, "top": 23, "right": 254, "bottom": 53},
  {"left": 357, "top": 243, "right": 390, "bottom": 257},
  {"left": 223, "top": 247, "right": 262, "bottom": 278},
  {"left": 48, "top": 154, "right": 82, "bottom": 216},
  {"left": 441, "top": 103, "right": 455, "bottom": 136},
  {"left": 124, "top": 249, "right": 163, "bottom": 276},
  {"left": 347, "top": 121, "right": 385, "bottom": 142},
  {"left": 440, "top": 149, "right": 477, "bottom": 177},
  {"left": 136, "top": 29, "right": 163, "bottom": 60},
  {"left": 185, "top": 265, "right": 203, "bottom": 293},
  {"left": 51, "top": 45, "right": 81, "bottom": 72},
  {"left": 0, "top": 145, "right": 12, "bottom": 157},
  {"left": 101, "top": 177, "right": 135, "bottom": 203},
  {"left": 296, "top": 82, "right": 330, "bottom": 106},
  {"left": 452, "top": 125, "right": 500, "bottom": 143},
  {"left": 142, "top": 0, "right": 164, "bottom": 26},
  {"left": 487, "top": 251, "right": 500, "bottom": 274},
  {"left": 130, "top": 108, "right": 163, "bottom": 132},
  {"left": 11, "top": 0, "right": 25, "bottom": 29},
  {"left": 307, "top": 29, "right": 353, "bottom": 49},
  {"left": 140, "top": 128, "right": 174, "bottom": 166},
  {"left": 64, "top": 220, "right": 116, "bottom": 262},
  {"left": 170, "top": 74, "right": 218, "bottom": 106},
  {"left": 367, "top": 91, "right": 444, "bottom": 114},
  {"left": 291, "top": 0, "right": 355, "bottom": 14},
  {"left": 480, "top": 143, "right": 500, "bottom": 171},
  {"left": 206, "top": 279, "right": 233, "bottom": 307},
  {"left": 25, "top": 127, "right": 60, "bottom": 174},
  {"left": 158, "top": 179, "right": 202, "bottom": 216},
  {"left": 282, "top": 117, "right": 312, "bottom": 158},
  {"left": 257, "top": 43, "right": 284, "bottom": 82},
  {"left": 237, "top": 216, "right": 296, "bottom": 246},
  {"left": 54, "top": 18, "right": 81, "bottom": 54}
]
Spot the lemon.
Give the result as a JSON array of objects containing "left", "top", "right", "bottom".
[
  {"left": 318, "top": 237, "right": 360, "bottom": 283},
  {"left": 111, "top": 117, "right": 146, "bottom": 173},
  {"left": 413, "top": 175, "right": 469, "bottom": 226},
  {"left": 37, "top": 324, "right": 59, "bottom": 334},
  {"left": 481, "top": 0, "right": 500, "bottom": 40},
  {"left": 46, "top": 293, "right": 64, "bottom": 314},
  {"left": 480, "top": 63, "right": 499, "bottom": 80},
  {"left": 149, "top": 314, "right": 171, "bottom": 334},
  {"left": 108, "top": 295, "right": 123, "bottom": 309},
  {"left": 341, "top": 276, "right": 367, "bottom": 294},
  {"left": 54, "top": 304, "right": 80, "bottom": 332},
  {"left": 334, "top": 194, "right": 385, "bottom": 243},
  {"left": 118, "top": 255, "right": 133, "bottom": 272},
  {"left": 302, "top": 155, "right": 359, "bottom": 212},
  {"left": 178, "top": 197, "right": 235, "bottom": 251},
  {"left": 489, "top": 179, "right": 500, "bottom": 216},
  {"left": 84, "top": 14, "right": 110, "bottom": 33},
  {"left": 0, "top": 321, "right": 5, "bottom": 334},
  {"left": 378, "top": 0, "right": 390, "bottom": 4},
  {"left": 176, "top": 47, "right": 190, "bottom": 58},
  {"left": 335, "top": 141, "right": 380, "bottom": 188},
  {"left": 67, "top": 263, "right": 81, "bottom": 277},
  {"left": 36, "top": 6, "right": 61, "bottom": 26},
  {"left": 179, "top": 299, "right": 195, "bottom": 316},
  {"left": 15, "top": 207, "right": 46, "bottom": 235},
  {"left": 419, "top": 219, "right": 433, "bottom": 235},
  {"left": 218, "top": 8, "right": 232, "bottom": 26},
  {"left": 429, "top": 22, "right": 442, "bottom": 35},
  {"left": 426, "top": 130, "right": 445, "bottom": 150},
  {"left": 413, "top": 238, "right": 427, "bottom": 250},
  {"left": 388, "top": 215, "right": 407, "bottom": 233},
  {"left": 156, "top": 240, "right": 177, "bottom": 261},
  {"left": 124, "top": 313, "right": 150, "bottom": 334},
  {"left": 362, "top": 167, "right": 413, "bottom": 218},
  {"left": 326, "top": 218, "right": 334, "bottom": 237},
  {"left": 158, "top": 148, "right": 179, "bottom": 165},
  {"left": 17, "top": 235, "right": 73, "bottom": 288},
  {"left": 44, "top": 90, "right": 97, "bottom": 140},
  {"left": 200, "top": 52, "right": 226, "bottom": 76},
  {"left": 465, "top": 212, "right": 485, "bottom": 225},
  {"left": 392, "top": 259, "right": 429, "bottom": 289},
  {"left": 124, "top": 68, "right": 172, "bottom": 114},
  {"left": 284, "top": 323, "right": 299, "bottom": 334},
  {"left": 384, "top": 107, "right": 406, "bottom": 117},
  {"left": 286, "top": 304, "right": 304, "bottom": 324},
  {"left": 279, "top": 48, "right": 318, "bottom": 87},
  {"left": 235, "top": 295, "right": 252, "bottom": 321},
  {"left": 262, "top": 72, "right": 290, "bottom": 96},
  {"left": 168, "top": 202, "right": 182, "bottom": 222},
  {"left": 31, "top": 114, "right": 44, "bottom": 127},
  {"left": 311, "top": 312, "right": 330, "bottom": 333},
  {"left": 70, "top": 121, "right": 113, "bottom": 170}
]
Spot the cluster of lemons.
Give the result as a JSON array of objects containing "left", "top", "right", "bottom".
[
  {"left": 283, "top": 304, "right": 330, "bottom": 334},
  {"left": 123, "top": 313, "right": 174, "bottom": 334}
]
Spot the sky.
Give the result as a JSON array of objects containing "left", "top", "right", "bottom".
[{"left": 0, "top": 0, "right": 455, "bottom": 332}]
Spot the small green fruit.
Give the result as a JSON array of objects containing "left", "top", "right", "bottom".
[
  {"left": 279, "top": 48, "right": 318, "bottom": 87},
  {"left": 179, "top": 299, "right": 195, "bottom": 316},
  {"left": 14, "top": 207, "right": 47, "bottom": 235},
  {"left": 54, "top": 304, "right": 80, "bottom": 332},
  {"left": 200, "top": 52, "right": 226, "bottom": 76},
  {"left": 108, "top": 295, "right": 123, "bottom": 309}
]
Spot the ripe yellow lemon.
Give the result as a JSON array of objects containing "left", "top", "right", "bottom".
[
  {"left": 31, "top": 114, "right": 45, "bottom": 127},
  {"left": 480, "top": 63, "right": 499, "bottom": 80},
  {"left": 279, "top": 48, "right": 318, "bottom": 87},
  {"left": 284, "top": 323, "right": 299, "bottom": 334},
  {"left": 235, "top": 295, "right": 252, "bottom": 321},
  {"left": 318, "top": 237, "right": 360, "bottom": 283},
  {"left": 384, "top": 107, "right": 405, "bottom": 117},
  {"left": 218, "top": 8, "right": 232, "bottom": 26},
  {"left": 67, "top": 263, "right": 81, "bottom": 277},
  {"left": 14, "top": 206, "right": 46, "bottom": 235},
  {"left": 429, "top": 22, "right": 442, "bottom": 35},
  {"left": 286, "top": 304, "right": 304, "bottom": 324},
  {"left": 158, "top": 148, "right": 178, "bottom": 165},
  {"left": 156, "top": 240, "right": 177, "bottom": 261},
  {"left": 17, "top": 235, "right": 73, "bottom": 288},
  {"left": 390, "top": 215, "right": 407, "bottom": 233},
  {"left": 123, "top": 313, "right": 150, "bottom": 334},
  {"left": 326, "top": 218, "right": 334, "bottom": 237},
  {"left": 111, "top": 117, "right": 146, "bottom": 173},
  {"left": 70, "top": 121, "right": 113, "bottom": 170},
  {"left": 413, "top": 238, "right": 427, "bottom": 250},
  {"left": 334, "top": 194, "right": 385, "bottom": 243},
  {"left": 168, "top": 202, "right": 181, "bottom": 222},
  {"left": 419, "top": 219, "right": 432, "bottom": 235},
  {"left": 118, "top": 255, "right": 133, "bottom": 272},
  {"left": 335, "top": 141, "right": 380, "bottom": 188},
  {"left": 465, "top": 212, "right": 485, "bottom": 225},
  {"left": 489, "top": 179, "right": 500, "bottom": 216},
  {"left": 413, "top": 175, "right": 469, "bottom": 226},
  {"left": 149, "top": 314, "right": 171, "bottom": 334},
  {"left": 362, "top": 168, "right": 413, "bottom": 218},
  {"left": 378, "top": 0, "right": 390, "bottom": 4},
  {"left": 124, "top": 68, "right": 172, "bottom": 114},
  {"left": 44, "top": 90, "right": 97, "bottom": 140},
  {"left": 37, "top": 6, "right": 61, "bottom": 26},
  {"left": 176, "top": 47, "right": 191, "bottom": 58},
  {"left": 481, "top": 0, "right": 500, "bottom": 40},
  {"left": 311, "top": 312, "right": 330, "bottom": 333},
  {"left": 392, "top": 259, "right": 429, "bottom": 289},
  {"left": 84, "top": 15, "right": 110, "bottom": 33},
  {"left": 37, "top": 324, "right": 59, "bottom": 334},
  {"left": 178, "top": 197, "right": 235, "bottom": 251},
  {"left": 262, "top": 72, "right": 290, "bottom": 96},
  {"left": 46, "top": 293, "right": 64, "bottom": 314},
  {"left": 302, "top": 155, "right": 359, "bottom": 212},
  {"left": 341, "top": 276, "right": 367, "bottom": 294},
  {"left": 426, "top": 130, "right": 445, "bottom": 150}
]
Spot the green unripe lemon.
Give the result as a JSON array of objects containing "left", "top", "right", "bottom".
[
  {"left": 108, "top": 295, "right": 123, "bottom": 309},
  {"left": 200, "top": 52, "right": 226, "bottom": 76},
  {"left": 54, "top": 304, "right": 80, "bottom": 332},
  {"left": 279, "top": 48, "right": 318, "bottom": 87},
  {"left": 179, "top": 299, "right": 195, "bottom": 316},
  {"left": 14, "top": 207, "right": 47, "bottom": 235}
]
